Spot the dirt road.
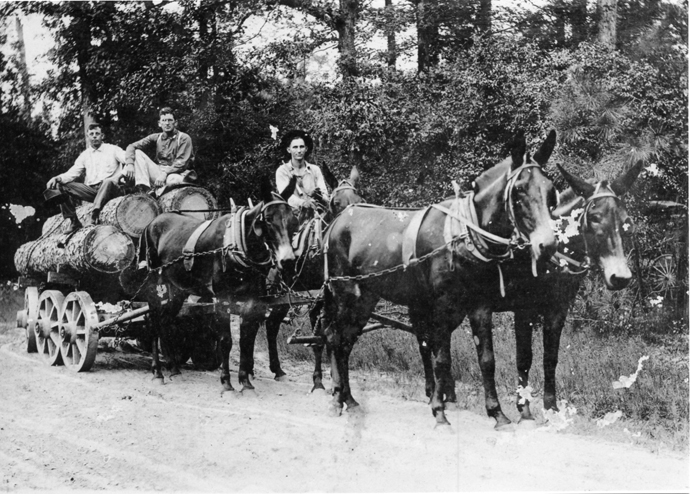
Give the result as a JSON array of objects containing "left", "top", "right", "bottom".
[{"left": 1, "top": 326, "right": 687, "bottom": 492}]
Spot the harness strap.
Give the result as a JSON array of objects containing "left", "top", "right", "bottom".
[
  {"left": 182, "top": 219, "right": 214, "bottom": 271},
  {"left": 223, "top": 208, "right": 251, "bottom": 269},
  {"left": 402, "top": 207, "right": 432, "bottom": 267}
]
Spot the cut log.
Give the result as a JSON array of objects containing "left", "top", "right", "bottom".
[
  {"left": 41, "top": 203, "right": 95, "bottom": 236},
  {"left": 14, "top": 225, "right": 136, "bottom": 277},
  {"left": 158, "top": 186, "right": 219, "bottom": 221},
  {"left": 99, "top": 194, "right": 161, "bottom": 238}
]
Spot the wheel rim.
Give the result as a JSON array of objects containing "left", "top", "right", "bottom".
[
  {"left": 24, "top": 287, "right": 39, "bottom": 353},
  {"left": 36, "top": 290, "right": 65, "bottom": 365},
  {"left": 59, "top": 291, "right": 100, "bottom": 372},
  {"left": 649, "top": 254, "right": 678, "bottom": 299}
]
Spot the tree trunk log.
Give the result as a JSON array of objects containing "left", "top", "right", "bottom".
[
  {"left": 99, "top": 193, "right": 161, "bottom": 238},
  {"left": 158, "top": 186, "right": 219, "bottom": 221},
  {"left": 41, "top": 203, "right": 96, "bottom": 236},
  {"left": 14, "top": 225, "right": 135, "bottom": 277}
]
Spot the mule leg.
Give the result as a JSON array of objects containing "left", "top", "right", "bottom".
[
  {"left": 218, "top": 313, "right": 234, "bottom": 392},
  {"left": 515, "top": 310, "right": 536, "bottom": 422},
  {"left": 469, "top": 306, "right": 512, "bottom": 430},
  {"left": 265, "top": 307, "right": 288, "bottom": 380},
  {"left": 238, "top": 301, "right": 267, "bottom": 391},
  {"left": 542, "top": 308, "right": 567, "bottom": 411},
  {"left": 149, "top": 312, "right": 165, "bottom": 384},
  {"left": 409, "top": 307, "right": 435, "bottom": 400},
  {"left": 309, "top": 301, "right": 326, "bottom": 393},
  {"left": 428, "top": 329, "right": 453, "bottom": 426}
]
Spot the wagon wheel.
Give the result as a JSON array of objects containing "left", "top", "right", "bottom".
[
  {"left": 59, "top": 291, "right": 100, "bottom": 372},
  {"left": 35, "top": 290, "right": 65, "bottom": 365},
  {"left": 20, "top": 287, "right": 39, "bottom": 353},
  {"left": 649, "top": 254, "right": 678, "bottom": 300}
]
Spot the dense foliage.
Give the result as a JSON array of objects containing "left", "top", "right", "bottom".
[{"left": 0, "top": 0, "right": 686, "bottom": 316}]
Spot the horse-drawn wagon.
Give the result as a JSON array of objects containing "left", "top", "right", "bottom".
[{"left": 14, "top": 185, "right": 228, "bottom": 372}]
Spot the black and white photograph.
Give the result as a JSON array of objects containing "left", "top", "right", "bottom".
[{"left": 0, "top": 0, "right": 687, "bottom": 491}]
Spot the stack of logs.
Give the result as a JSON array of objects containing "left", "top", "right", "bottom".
[{"left": 15, "top": 186, "right": 218, "bottom": 280}]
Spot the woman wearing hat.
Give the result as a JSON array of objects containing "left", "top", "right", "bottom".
[{"left": 275, "top": 130, "right": 329, "bottom": 213}]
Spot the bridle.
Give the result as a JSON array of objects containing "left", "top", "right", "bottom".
[
  {"left": 503, "top": 163, "right": 551, "bottom": 251},
  {"left": 552, "top": 182, "right": 623, "bottom": 273},
  {"left": 223, "top": 197, "right": 292, "bottom": 269},
  {"left": 328, "top": 180, "right": 359, "bottom": 216}
]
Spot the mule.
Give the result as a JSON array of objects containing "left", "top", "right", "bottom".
[
  {"left": 425, "top": 160, "right": 644, "bottom": 429},
  {"left": 500, "top": 160, "right": 644, "bottom": 422},
  {"left": 139, "top": 176, "right": 297, "bottom": 391},
  {"left": 322, "top": 131, "right": 559, "bottom": 426},
  {"left": 255, "top": 165, "right": 364, "bottom": 383}
]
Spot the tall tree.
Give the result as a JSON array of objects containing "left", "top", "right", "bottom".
[
  {"left": 416, "top": 0, "right": 440, "bottom": 72},
  {"left": 598, "top": 0, "right": 618, "bottom": 48},
  {"left": 385, "top": 0, "right": 398, "bottom": 68},
  {"left": 14, "top": 16, "right": 31, "bottom": 120}
]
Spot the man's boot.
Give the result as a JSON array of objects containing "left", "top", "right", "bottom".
[{"left": 65, "top": 217, "right": 82, "bottom": 234}]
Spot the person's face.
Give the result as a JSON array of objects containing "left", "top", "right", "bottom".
[
  {"left": 288, "top": 138, "right": 307, "bottom": 161},
  {"left": 159, "top": 113, "right": 176, "bottom": 133},
  {"left": 87, "top": 128, "right": 104, "bottom": 148}
]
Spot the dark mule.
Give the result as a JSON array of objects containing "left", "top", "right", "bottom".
[
  {"left": 139, "top": 176, "right": 296, "bottom": 391},
  {"left": 500, "top": 160, "right": 644, "bottom": 422},
  {"left": 322, "top": 131, "right": 559, "bottom": 426},
  {"left": 428, "top": 160, "right": 644, "bottom": 429},
  {"left": 259, "top": 165, "right": 364, "bottom": 384}
]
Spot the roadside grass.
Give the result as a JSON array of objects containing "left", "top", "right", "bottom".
[{"left": 274, "top": 304, "right": 689, "bottom": 453}]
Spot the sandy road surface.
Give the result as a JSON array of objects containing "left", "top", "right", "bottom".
[{"left": 0, "top": 327, "right": 687, "bottom": 492}]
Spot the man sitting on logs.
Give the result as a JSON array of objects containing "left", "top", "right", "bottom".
[
  {"left": 123, "top": 107, "right": 195, "bottom": 196},
  {"left": 46, "top": 123, "right": 126, "bottom": 233}
]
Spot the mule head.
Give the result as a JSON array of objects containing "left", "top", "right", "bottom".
[
  {"left": 255, "top": 175, "right": 296, "bottom": 271},
  {"left": 507, "top": 130, "right": 559, "bottom": 261},
  {"left": 329, "top": 165, "right": 364, "bottom": 217},
  {"left": 557, "top": 161, "right": 642, "bottom": 290}
]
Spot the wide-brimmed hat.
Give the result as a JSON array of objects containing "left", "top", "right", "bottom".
[
  {"left": 280, "top": 129, "right": 314, "bottom": 161},
  {"left": 43, "top": 188, "right": 68, "bottom": 208}
]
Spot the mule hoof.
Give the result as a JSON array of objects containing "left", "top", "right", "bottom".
[
  {"left": 495, "top": 422, "right": 516, "bottom": 432},
  {"left": 152, "top": 376, "right": 165, "bottom": 386},
  {"left": 328, "top": 404, "right": 343, "bottom": 417},
  {"left": 240, "top": 386, "right": 257, "bottom": 396},
  {"left": 434, "top": 412, "right": 451, "bottom": 427},
  {"left": 222, "top": 382, "right": 235, "bottom": 392},
  {"left": 310, "top": 386, "right": 327, "bottom": 396},
  {"left": 517, "top": 418, "right": 538, "bottom": 430},
  {"left": 274, "top": 374, "right": 288, "bottom": 382},
  {"left": 434, "top": 422, "right": 454, "bottom": 433}
]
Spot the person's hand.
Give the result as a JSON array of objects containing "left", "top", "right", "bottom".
[
  {"left": 302, "top": 197, "right": 314, "bottom": 209},
  {"left": 123, "top": 164, "right": 135, "bottom": 183},
  {"left": 46, "top": 176, "right": 60, "bottom": 189},
  {"left": 154, "top": 176, "right": 167, "bottom": 187}
]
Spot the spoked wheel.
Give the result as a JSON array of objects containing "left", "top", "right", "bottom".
[
  {"left": 59, "top": 291, "right": 100, "bottom": 372},
  {"left": 20, "top": 287, "right": 39, "bottom": 353},
  {"left": 649, "top": 254, "right": 678, "bottom": 300},
  {"left": 35, "top": 290, "right": 65, "bottom": 365}
]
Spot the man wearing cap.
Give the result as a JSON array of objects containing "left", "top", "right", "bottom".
[
  {"left": 123, "top": 107, "right": 195, "bottom": 195},
  {"left": 46, "top": 123, "right": 126, "bottom": 233},
  {"left": 275, "top": 129, "right": 329, "bottom": 213}
]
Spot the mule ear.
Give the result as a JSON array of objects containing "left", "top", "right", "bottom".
[
  {"left": 279, "top": 174, "right": 297, "bottom": 202},
  {"left": 533, "top": 129, "right": 557, "bottom": 166},
  {"left": 260, "top": 174, "right": 274, "bottom": 203},
  {"left": 246, "top": 201, "right": 264, "bottom": 237},
  {"left": 510, "top": 131, "right": 526, "bottom": 170},
  {"left": 349, "top": 165, "right": 360, "bottom": 188},
  {"left": 321, "top": 162, "right": 338, "bottom": 191},
  {"left": 557, "top": 164, "right": 595, "bottom": 198},
  {"left": 611, "top": 160, "right": 644, "bottom": 196}
]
